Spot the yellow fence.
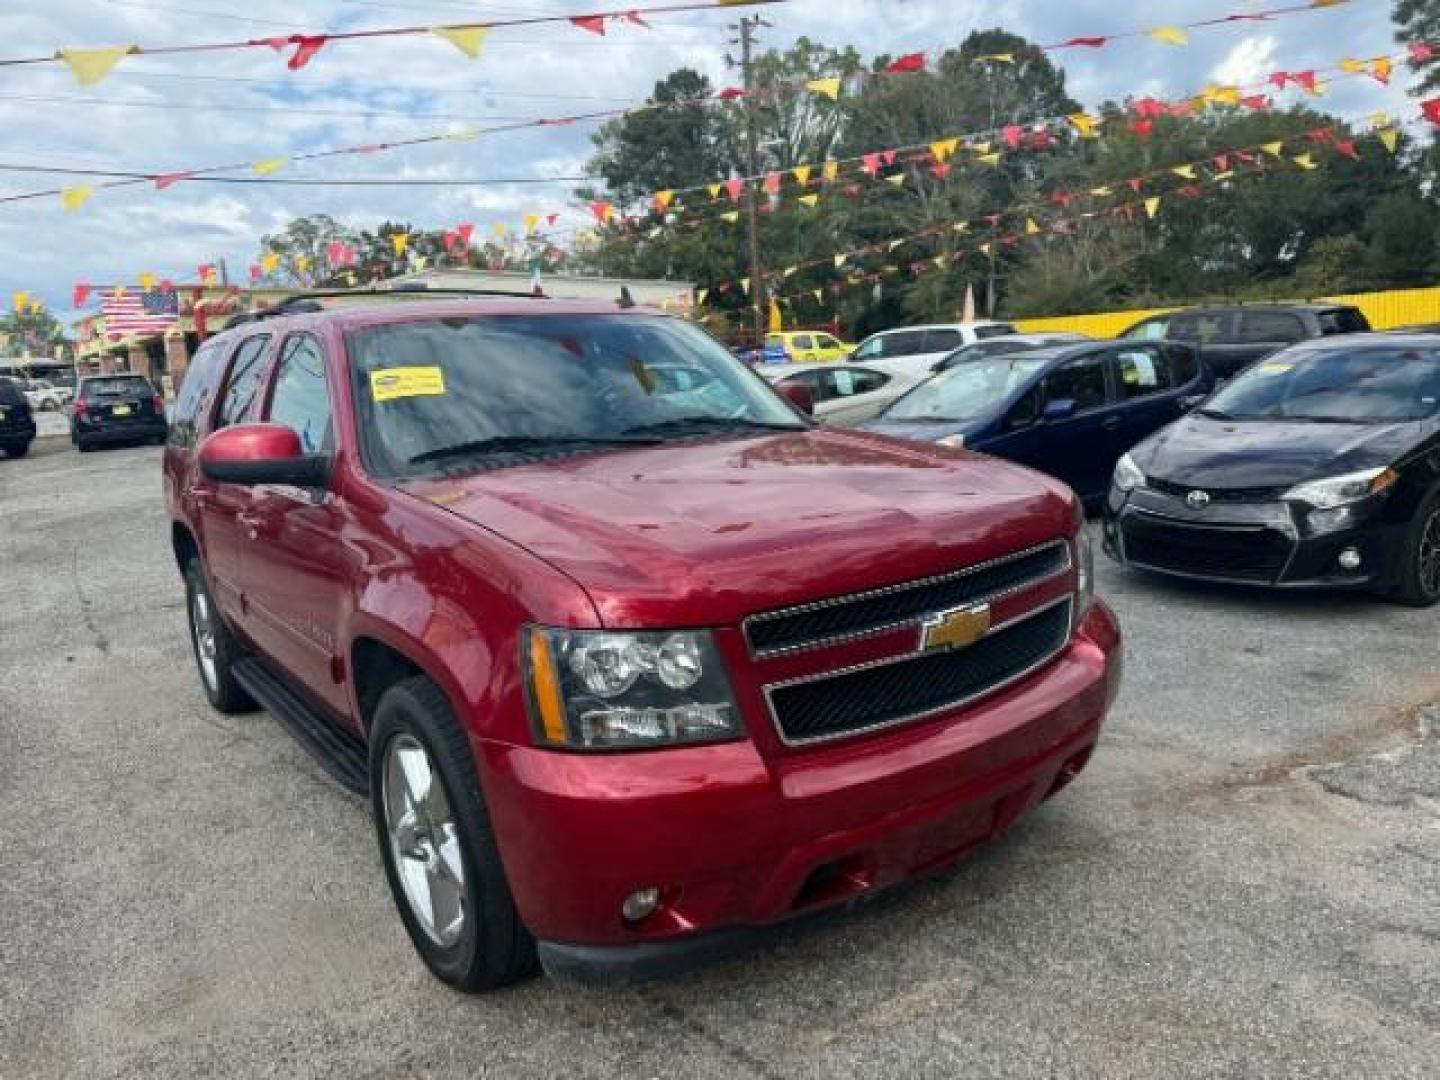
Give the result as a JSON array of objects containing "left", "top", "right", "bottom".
[{"left": 1013, "top": 285, "right": 1440, "bottom": 338}]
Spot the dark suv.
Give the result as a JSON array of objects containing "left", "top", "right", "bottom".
[
  {"left": 71, "top": 374, "right": 169, "bottom": 452},
  {"left": 1120, "top": 303, "right": 1370, "bottom": 381},
  {"left": 0, "top": 376, "right": 37, "bottom": 458},
  {"left": 163, "top": 293, "right": 1120, "bottom": 991}
]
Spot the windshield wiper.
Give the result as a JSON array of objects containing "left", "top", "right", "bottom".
[
  {"left": 409, "top": 434, "right": 662, "bottom": 465},
  {"left": 1195, "top": 407, "right": 1233, "bottom": 420},
  {"left": 620, "top": 416, "right": 805, "bottom": 437}
]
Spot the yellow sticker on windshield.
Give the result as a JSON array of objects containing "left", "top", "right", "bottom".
[
  {"left": 1256, "top": 361, "right": 1294, "bottom": 375},
  {"left": 370, "top": 366, "right": 445, "bottom": 403}
]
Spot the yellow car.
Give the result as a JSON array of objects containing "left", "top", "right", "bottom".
[{"left": 766, "top": 330, "right": 854, "bottom": 363}]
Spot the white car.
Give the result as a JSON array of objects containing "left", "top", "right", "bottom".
[
  {"left": 848, "top": 321, "right": 1017, "bottom": 380},
  {"left": 760, "top": 361, "right": 924, "bottom": 427},
  {"left": 22, "top": 379, "right": 72, "bottom": 411},
  {"left": 930, "top": 332, "right": 1090, "bottom": 373}
]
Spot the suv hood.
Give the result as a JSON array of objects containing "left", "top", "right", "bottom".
[
  {"left": 1131, "top": 414, "right": 1424, "bottom": 489},
  {"left": 400, "top": 429, "right": 1075, "bottom": 627}
]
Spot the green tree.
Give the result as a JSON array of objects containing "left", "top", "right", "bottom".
[
  {"left": 1395, "top": 0, "right": 1440, "bottom": 96},
  {"left": 749, "top": 38, "right": 863, "bottom": 169},
  {"left": 1365, "top": 192, "right": 1440, "bottom": 286},
  {"left": 1293, "top": 235, "right": 1372, "bottom": 296},
  {"left": 258, "top": 214, "right": 355, "bottom": 286},
  {"left": 0, "top": 305, "right": 70, "bottom": 359}
]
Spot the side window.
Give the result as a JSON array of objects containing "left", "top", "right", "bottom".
[
  {"left": 1168, "top": 314, "right": 1229, "bottom": 345},
  {"left": 815, "top": 334, "right": 841, "bottom": 350},
  {"left": 973, "top": 324, "right": 1015, "bottom": 340},
  {"left": 1006, "top": 386, "right": 1041, "bottom": 429},
  {"left": 1238, "top": 311, "right": 1306, "bottom": 344},
  {"left": 846, "top": 369, "right": 890, "bottom": 395},
  {"left": 791, "top": 334, "right": 815, "bottom": 350},
  {"left": 1319, "top": 308, "right": 1369, "bottom": 335},
  {"left": 1125, "top": 318, "right": 1170, "bottom": 341},
  {"left": 167, "top": 339, "right": 226, "bottom": 448},
  {"left": 1167, "top": 344, "right": 1199, "bottom": 386},
  {"left": 267, "top": 335, "right": 334, "bottom": 454},
  {"left": 924, "top": 330, "right": 963, "bottom": 352},
  {"left": 214, "top": 336, "right": 271, "bottom": 430},
  {"left": 1114, "top": 346, "right": 1173, "bottom": 401},
  {"left": 780, "top": 370, "right": 825, "bottom": 400},
  {"left": 854, "top": 337, "right": 884, "bottom": 360},
  {"left": 1044, "top": 357, "right": 1109, "bottom": 412},
  {"left": 888, "top": 331, "right": 928, "bottom": 357}
]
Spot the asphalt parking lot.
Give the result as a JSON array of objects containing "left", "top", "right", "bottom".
[{"left": 2, "top": 439, "right": 1438, "bottom": 1079}]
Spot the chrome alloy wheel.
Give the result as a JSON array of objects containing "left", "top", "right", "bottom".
[
  {"left": 1420, "top": 508, "right": 1440, "bottom": 599},
  {"left": 190, "top": 588, "right": 219, "bottom": 693},
  {"left": 383, "top": 735, "right": 467, "bottom": 948}
]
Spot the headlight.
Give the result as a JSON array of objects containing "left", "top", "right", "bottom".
[
  {"left": 936, "top": 433, "right": 966, "bottom": 449},
  {"left": 1283, "top": 467, "right": 1398, "bottom": 509},
  {"left": 525, "top": 628, "right": 741, "bottom": 750},
  {"left": 1076, "top": 530, "right": 1095, "bottom": 617},
  {"left": 1112, "top": 452, "right": 1146, "bottom": 493}
]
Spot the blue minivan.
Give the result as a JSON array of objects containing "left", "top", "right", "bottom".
[{"left": 864, "top": 340, "right": 1212, "bottom": 507}]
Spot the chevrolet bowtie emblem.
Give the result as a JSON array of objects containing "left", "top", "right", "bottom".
[{"left": 920, "top": 604, "right": 992, "bottom": 653}]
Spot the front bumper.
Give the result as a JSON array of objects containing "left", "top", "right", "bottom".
[
  {"left": 479, "top": 602, "right": 1121, "bottom": 983},
  {"left": 0, "top": 420, "right": 36, "bottom": 444},
  {"left": 1103, "top": 485, "right": 1403, "bottom": 589}
]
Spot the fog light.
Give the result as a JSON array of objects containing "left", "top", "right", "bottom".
[
  {"left": 1338, "top": 547, "right": 1362, "bottom": 571},
  {"left": 621, "top": 887, "right": 661, "bottom": 924}
]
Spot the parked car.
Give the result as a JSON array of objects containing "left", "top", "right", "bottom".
[
  {"left": 1120, "top": 303, "right": 1371, "bottom": 381},
  {"left": 866, "top": 340, "right": 1211, "bottom": 508},
  {"left": 765, "top": 330, "right": 853, "bottom": 363},
  {"left": 0, "top": 376, "right": 37, "bottom": 458},
  {"left": 849, "top": 321, "right": 1017, "bottom": 380},
  {"left": 759, "top": 361, "right": 924, "bottom": 426},
  {"left": 1104, "top": 333, "right": 1440, "bottom": 604},
  {"left": 165, "top": 295, "right": 1120, "bottom": 991},
  {"left": 71, "top": 374, "right": 169, "bottom": 452},
  {"left": 732, "top": 341, "right": 790, "bottom": 366},
  {"left": 933, "top": 332, "right": 1090, "bottom": 373},
  {"left": 22, "top": 379, "right": 73, "bottom": 411}
]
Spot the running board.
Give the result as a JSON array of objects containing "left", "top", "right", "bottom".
[{"left": 233, "top": 658, "right": 370, "bottom": 797}]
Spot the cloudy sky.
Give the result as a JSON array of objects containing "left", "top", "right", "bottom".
[{"left": 0, "top": 0, "right": 1418, "bottom": 325}]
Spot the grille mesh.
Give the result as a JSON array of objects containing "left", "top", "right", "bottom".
[
  {"left": 1122, "top": 515, "right": 1291, "bottom": 583},
  {"left": 768, "top": 601, "right": 1073, "bottom": 744},
  {"left": 745, "top": 543, "right": 1069, "bottom": 655},
  {"left": 1146, "top": 478, "right": 1286, "bottom": 504}
]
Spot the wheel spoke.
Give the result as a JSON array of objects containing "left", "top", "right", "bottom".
[
  {"left": 426, "top": 862, "right": 465, "bottom": 944},
  {"left": 396, "top": 745, "right": 433, "bottom": 810},
  {"left": 435, "top": 824, "right": 465, "bottom": 887}
]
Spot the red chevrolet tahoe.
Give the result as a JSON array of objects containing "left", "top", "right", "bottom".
[{"left": 163, "top": 294, "right": 1122, "bottom": 991}]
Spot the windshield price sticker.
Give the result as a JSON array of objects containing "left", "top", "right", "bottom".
[
  {"left": 1256, "top": 361, "right": 1294, "bottom": 376},
  {"left": 371, "top": 366, "right": 446, "bottom": 403}
]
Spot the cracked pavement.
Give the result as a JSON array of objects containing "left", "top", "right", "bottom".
[{"left": 2, "top": 440, "right": 1438, "bottom": 1079}]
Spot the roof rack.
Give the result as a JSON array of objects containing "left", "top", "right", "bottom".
[{"left": 220, "top": 283, "right": 549, "bottom": 330}]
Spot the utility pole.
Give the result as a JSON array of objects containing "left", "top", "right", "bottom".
[{"left": 730, "top": 15, "right": 769, "bottom": 344}]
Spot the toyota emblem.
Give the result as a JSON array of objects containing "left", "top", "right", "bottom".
[{"left": 1186, "top": 490, "right": 1211, "bottom": 509}]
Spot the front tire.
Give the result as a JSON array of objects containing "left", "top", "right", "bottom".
[
  {"left": 1388, "top": 488, "right": 1440, "bottom": 608},
  {"left": 183, "top": 559, "right": 255, "bottom": 712},
  {"left": 2, "top": 441, "right": 28, "bottom": 459},
  {"left": 370, "top": 677, "right": 536, "bottom": 992}
]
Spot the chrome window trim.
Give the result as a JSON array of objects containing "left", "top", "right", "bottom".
[
  {"left": 764, "top": 596, "right": 1075, "bottom": 748},
  {"left": 742, "top": 540, "right": 1072, "bottom": 658}
]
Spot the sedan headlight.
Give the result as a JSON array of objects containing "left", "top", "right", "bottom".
[
  {"left": 525, "top": 628, "right": 741, "bottom": 750},
  {"left": 1283, "top": 467, "right": 1398, "bottom": 510},
  {"left": 1112, "top": 452, "right": 1146, "bottom": 493}
]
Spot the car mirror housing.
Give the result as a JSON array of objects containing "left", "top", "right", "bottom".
[
  {"left": 199, "top": 423, "right": 331, "bottom": 489},
  {"left": 1042, "top": 398, "right": 1079, "bottom": 422},
  {"left": 776, "top": 382, "right": 815, "bottom": 416}
]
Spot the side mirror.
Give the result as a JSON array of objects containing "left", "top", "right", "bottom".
[
  {"left": 199, "top": 423, "right": 330, "bottom": 489},
  {"left": 1042, "top": 398, "right": 1079, "bottom": 422},
  {"left": 776, "top": 382, "right": 815, "bottom": 416}
]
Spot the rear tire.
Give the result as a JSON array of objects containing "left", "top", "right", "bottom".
[
  {"left": 1388, "top": 487, "right": 1440, "bottom": 608},
  {"left": 76, "top": 439, "right": 92, "bottom": 453},
  {"left": 2, "top": 441, "right": 28, "bottom": 459},
  {"left": 370, "top": 676, "right": 537, "bottom": 992},
  {"left": 183, "top": 559, "right": 256, "bottom": 713}
]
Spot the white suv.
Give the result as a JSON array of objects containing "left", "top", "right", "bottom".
[{"left": 850, "top": 322, "right": 1016, "bottom": 379}]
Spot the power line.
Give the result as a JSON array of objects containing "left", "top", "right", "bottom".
[{"left": 0, "top": 161, "right": 597, "bottom": 186}]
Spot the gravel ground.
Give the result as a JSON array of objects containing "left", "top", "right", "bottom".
[{"left": 2, "top": 439, "right": 1438, "bottom": 1079}]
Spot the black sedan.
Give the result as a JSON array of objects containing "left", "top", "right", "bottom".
[{"left": 1104, "top": 334, "right": 1440, "bottom": 605}]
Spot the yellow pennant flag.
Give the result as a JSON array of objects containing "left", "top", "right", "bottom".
[
  {"left": 447, "top": 126, "right": 483, "bottom": 142},
  {"left": 1090, "top": 185, "right": 1113, "bottom": 197},
  {"left": 1292, "top": 153, "right": 1318, "bottom": 170},
  {"left": 1202, "top": 84, "right": 1240, "bottom": 106},
  {"left": 1171, "top": 164, "right": 1197, "bottom": 180},
  {"left": 1261, "top": 141, "right": 1286, "bottom": 158},
  {"left": 978, "top": 243, "right": 992, "bottom": 256},
  {"left": 491, "top": 222, "right": 507, "bottom": 237},
  {"left": 12, "top": 291, "right": 29, "bottom": 312},
  {"left": 296, "top": 255, "right": 311, "bottom": 273},
  {"left": 933, "top": 256, "right": 947, "bottom": 269},
  {"left": 431, "top": 25, "right": 490, "bottom": 59},
  {"left": 822, "top": 160, "right": 840, "bottom": 182},
  {"left": 653, "top": 190, "right": 675, "bottom": 212},
  {"left": 1068, "top": 113, "right": 1100, "bottom": 138},
  {"left": 885, "top": 173, "right": 906, "bottom": 186},
  {"left": 806, "top": 78, "right": 841, "bottom": 101},
  {"left": 971, "top": 140, "right": 991, "bottom": 154},
  {"left": 1377, "top": 126, "right": 1399, "bottom": 154},
  {"left": 523, "top": 213, "right": 541, "bottom": 233},
  {"left": 57, "top": 45, "right": 137, "bottom": 86},
  {"left": 251, "top": 157, "right": 289, "bottom": 176},
  {"left": 798, "top": 193, "right": 820, "bottom": 207},
  {"left": 1213, "top": 170, "right": 1235, "bottom": 181},
  {"left": 739, "top": 277, "right": 751, "bottom": 295},
  {"left": 1144, "top": 196, "right": 1162, "bottom": 218},
  {"left": 1025, "top": 218, "right": 1041, "bottom": 235},
  {"left": 139, "top": 271, "right": 155, "bottom": 291},
  {"left": 392, "top": 232, "right": 409, "bottom": 256},
  {"left": 782, "top": 266, "right": 799, "bottom": 278},
  {"left": 720, "top": 210, "right": 740, "bottom": 223},
  {"left": 976, "top": 152, "right": 1001, "bottom": 167},
  {"left": 695, "top": 288, "right": 708, "bottom": 307},
  {"left": 953, "top": 222, "right": 968, "bottom": 233},
  {"left": 792, "top": 164, "right": 812, "bottom": 186},
  {"left": 833, "top": 254, "right": 848, "bottom": 268},
  {"left": 708, "top": 183, "right": 723, "bottom": 199},
  {"left": 975, "top": 53, "right": 1014, "bottom": 65},
  {"left": 260, "top": 252, "right": 280, "bottom": 274},
  {"left": 812, "top": 289, "right": 824, "bottom": 304},
  {"left": 888, "top": 239, "right": 906, "bottom": 251},
  {"left": 930, "top": 138, "right": 959, "bottom": 162},
  {"left": 1146, "top": 26, "right": 1189, "bottom": 46},
  {"left": 1371, "top": 57, "right": 1392, "bottom": 83},
  {"left": 59, "top": 185, "right": 94, "bottom": 212},
  {"left": 1338, "top": 58, "right": 1366, "bottom": 74}
]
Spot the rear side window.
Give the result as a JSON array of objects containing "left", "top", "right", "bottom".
[
  {"left": 791, "top": 334, "right": 815, "bottom": 350},
  {"left": 973, "top": 324, "right": 1016, "bottom": 340},
  {"left": 1044, "top": 356, "right": 1110, "bottom": 412},
  {"left": 266, "top": 335, "right": 333, "bottom": 453},
  {"left": 1113, "top": 346, "right": 1174, "bottom": 400},
  {"left": 214, "top": 336, "right": 271, "bottom": 430},
  {"left": 1318, "top": 307, "right": 1370, "bottom": 335},
  {"left": 168, "top": 339, "right": 226, "bottom": 448},
  {"left": 1167, "top": 344, "right": 1200, "bottom": 386},
  {"left": 1168, "top": 313, "right": 1230, "bottom": 344},
  {"left": 826, "top": 368, "right": 888, "bottom": 397},
  {"left": 1238, "top": 311, "right": 1306, "bottom": 344},
  {"left": 924, "top": 330, "right": 963, "bottom": 352}
]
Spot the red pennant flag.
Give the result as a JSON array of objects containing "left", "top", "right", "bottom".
[
  {"left": 1423, "top": 97, "right": 1440, "bottom": 125},
  {"left": 1335, "top": 140, "right": 1360, "bottom": 161},
  {"left": 1168, "top": 101, "right": 1194, "bottom": 118},
  {"left": 1062, "top": 36, "right": 1108, "bottom": 48},
  {"left": 1002, "top": 124, "right": 1022, "bottom": 149},
  {"left": 1305, "top": 126, "right": 1334, "bottom": 143},
  {"left": 1409, "top": 43, "right": 1435, "bottom": 63},
  {"left": 248, "top": 264, "right": 261, "bottom": 283},
  {"left": 724, "top": 178, "right": 745, "bottom": 202},
  {"left": 1177, "top": 185, "right": 1202, "bottom": 199},
  {"left": 1128, "top": 178, "right": 1144, "bottom": 194},
  {"left": 159, "top": 279, "right": 174, "bottom": 294},
  {"left": 1131, "top": 119, "right": 1153, "bottom": 139},
  {"left": 762, "top": 172, "right": 781, "bottom": 195},
  {"left": 571, "top": 15, "right": 607, "bottom": 35},
  {"left": 1029, "top": 129, "right": 1053, "bottom": 151},
  {"left": 327, "top": 241, "right": 347, "bottom": 266},
  {"left": 862, "top": 153, "right": 881, "bottom": 176},
  {"left": 881, "top": 150, "right": 898, "bottom": 166},
  {"left": 546, "top": 213, "right": 560, "bottom": 227},
  {"left": 280, "top": 34, "right": 327, "bottom": 71},
  {"left": 197, "top": 264, "right": 215, "bottom": 283},
  {"left": 984, "top": 214, "right": 1002, "bottom": 228},
  {"left": 1049, "top": 191, "right": 1074, "bottom": 207},
  {"left": 1294, "top": 70, "right": 1318, "bottom": 92},
  {"left": 588, "top": 200, "right": 613, "bottom": 222},
  {"left": 623, "top": 10, "right": 649, "bottom": 27},
  {"left": 930, "top": 163, "right": 952, "bottom": 179},
  {"left": 1213, "top": 153, "right": 1230, "bottom": 171},
  {"left": 1269, "top": 71, "right": 1290, "bottom": 89},
  {"left": 442, "top": 230, "right": 459, "bottom": 252},
  {"left": 457, "top": 222, "right": 474, "bottom": 246},
  {"left": 153, "top": 171, "right": 196, "bottom": 190},
  {"left": 1132, "top": 97, "right": 1166, "bottom": 119},
  {"left": 1240, "top": 94, "right": 1269, "bottom": 110},
  {"left": 72, "top": 283, "right": 91, "bottom": 308},
  {"left": 885, "top": 53, "right": 926, "bottom": 73},
  {"left": 1234, "top": 150, "right": 1257, "bottom": 165},
  {"left": 716, "top": 86, "right": 746, "bottom": 100}
]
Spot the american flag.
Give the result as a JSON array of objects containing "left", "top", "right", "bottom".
[{"left": 101, "top": 287, "right": 179, "bottom": 340}]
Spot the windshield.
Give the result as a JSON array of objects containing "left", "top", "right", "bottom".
[
  {"left": 1203, "top": 346, "right": 1440, "bottom": 423},
  {"left": 348, "top": 314, "right": 806, "bottom": 478},
  {"left": 82, "top": 376, "right": 151, "bottom": 398},
  {"left": 881, "top": 357, "right": 1048, "bottom": 422}
]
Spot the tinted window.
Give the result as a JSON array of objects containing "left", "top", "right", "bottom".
[
  {"left": 886, "top": 331, "right": 929, "bottom": 357},
  {"left": 1239, "top": 311, "right": 1306, "bottom": 344},
  {"left": 1006, "top": 386, "right": 1041, "bottom": 428},
  {"left": 215, "top": 336, "right": 271, "bottom": 429},
  {"left": 267, "top": 336, "right": 333, "bottom": 454},
  {"left": 825, "top": 368, "right": 888, "bottom": 397},
  {"left": 815, "top": 334, "right": 842, "bottom": 350},
  {"left": 1124, "top": 318, "right": 1170, "bottom": 341},
  {"left": 0, "top": 378, "right": 24, "bottom": 406},
  {"left": 1113, "top": 346, "right": 1173, "bottom": 401},
  {"left": 779, "top": 369, "right": 823, "bottom": 397},
  {"left": 1204, "top": 346, "right": 1440, "bottom": 422},
  {"left": 1318, "top": 307, "right": 1370, "bottom": 335},
  {"left": 1167, "top": 344, "right": 1200, "bottom": 386},
  {"left": 791, "top": 334, "right": 815, "bottom": 350},
  {"left": 973, "top": 324, "right": 1016, "bottom": 340},
  {"left": 853, "top": 336, "right": 884, "bottom": 360},
  {"left": 82, "top": 375, "right": 151, "bottom": 398},
  {"left": 168, "top": 340, "right": 226, "bottom": 448},
  {"left": 1168, "top": 313, "right": 1229, "bottom": 344},
  {"left": 924, "top": 330, "right": 963, "bottom": 352},
  {"left": 1044, "top": 356, "right": 1109, "bottom": 411}
]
